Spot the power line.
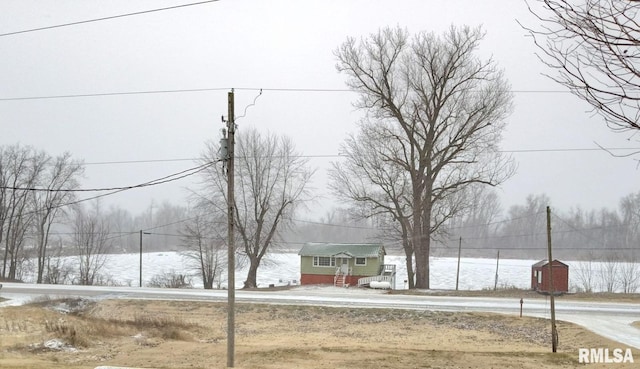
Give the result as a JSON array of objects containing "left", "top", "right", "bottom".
[
  {"left": 84, "top": 158, "right": 198, "bottom": 165},
  {"left": 0, "top": 0, "right": 220, "bottom": 37},
  {"left": 0, "top": 87, "right": 578, "bottom": 102},
  {"left": 0, "top": 161, "right": 216, "bottom": 192},
  {"left": 500, "top": 147, "right": 640, "bottom": 153},
  {"left": 0, "top": 161, "right": 219, "bottom": 225},
  {"left": 445, "top": 211, "right": 546, "bottom": 231},
  {"left": 78, "top": 146, "right": 640, "bottom": 167},
  {"left": 289, "top": 217, "right": 380, "bottom": 230},
  {"left": 0, "top": 87, "right": 231, "bottom": 101}
]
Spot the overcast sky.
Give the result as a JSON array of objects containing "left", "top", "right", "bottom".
[{"left": 1, "top": 0, "right": 639, "bottom": 221}]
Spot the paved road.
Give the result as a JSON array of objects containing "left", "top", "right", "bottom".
[{"left": 2, "top": 283, "right": 639, "bottom": 348}]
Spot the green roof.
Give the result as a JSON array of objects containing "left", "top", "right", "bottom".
[{"left": 298, "top": 243, "right": 385, "bottom": 258}]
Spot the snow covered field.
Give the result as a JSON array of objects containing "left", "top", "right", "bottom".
[{"left": 20, "top": 252, "right": 639, "bottom": 292}]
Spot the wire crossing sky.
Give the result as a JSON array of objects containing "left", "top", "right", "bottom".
[
  {"left": 1, "top": 0, "right": 638, "bottom": 217},
  {"left": 0, "top": 0, "right": 220, "bottom": 37}
]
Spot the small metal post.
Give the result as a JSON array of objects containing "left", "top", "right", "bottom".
[{"left": 520, "top": 298, "right": 523, "bottom": 318}]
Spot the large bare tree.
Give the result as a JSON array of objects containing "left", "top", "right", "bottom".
[
  {"left": 0, "top": 145, "right": 45, "bottom": 280},
  {"left": 332, "top": 26, "right": 514, "bottom": 289},
  {"left": 330, "top": 119, "right": 418, "bottom": 287},
  {"left": 523, "top": 0, "right": 640, "bottom": 132},
  {"left": 0, "top": 146, "right": 84, "bottom": 282},
  {"left": 199, "top": 127, "right": 314, "bottom": 289},
  {"left": 32, "top": 152, "right": 83, "bottom": 283}
]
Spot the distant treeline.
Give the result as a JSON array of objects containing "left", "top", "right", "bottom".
[{"left": 287, "top": 193, "right": 640, "bottom": 262}]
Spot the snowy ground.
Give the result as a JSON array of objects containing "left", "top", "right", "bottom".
[{"left": 17, "top": 252, "right": 639, "bottom": 292}]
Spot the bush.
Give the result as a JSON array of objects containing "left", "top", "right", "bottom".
[{"left": 147, "top": 271, "right": 193, "bottom": 288}]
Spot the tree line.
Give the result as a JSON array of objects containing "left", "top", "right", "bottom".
[
  {"left": 440, "top": 192, "right": 640, "bottom": 262},
  {"left": 1, "top": 142, "right": 637, "bottom": 289}
]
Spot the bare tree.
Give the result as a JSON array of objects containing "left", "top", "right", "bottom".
[
  {"left": 598, "top": 254, "right": 620, "bottom": 292},
  {"left": 0, "top": 146, "right": 82, "bottom": 282},
  {"left": 618, "top": 259, "right": 640, "bottom": 294},
  {"left": 332, "top": 26, "right": 514, "bottom": 289},
  {"left": 180, "top": 206, "right": 227, "bottom": 289},
  {"left": 199, "top": 127, "right": 314, "bottom": 289},
  {"left": 72, "top": 201, "right": 112, "bottom": 285},
  {"left": 523, "top": 0, "right": 640, "bottom": 132},
  {"left": 619, "top": 192, "right": 640, "bottom": 260},
  {"left": 43, "top": 238, "right": 73, "bottom": 285},
  {"left": 0, "top": 145, "right": 44, "bottom": 280},
  {"left": 574, "top": 257, "right": 596, "bottom": 293},
  {"left": 32, "top": 152, "right": 83, "bottom": 283},
  {"left": 330, "top": 120, "right": 418, "bottom": 286}
]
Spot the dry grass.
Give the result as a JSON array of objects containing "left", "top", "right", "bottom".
[{"left": 0, "top": 298, "right": 638, "bottom": 369}]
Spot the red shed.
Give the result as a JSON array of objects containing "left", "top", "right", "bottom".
[{"left": 531, "top": 259, "right": 569, "bottom": 294}]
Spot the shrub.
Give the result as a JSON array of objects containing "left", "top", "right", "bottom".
[{"left": 147, "top": 271, "right": 193, "bottom": 288}]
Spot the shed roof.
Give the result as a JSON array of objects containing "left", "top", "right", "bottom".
[
  {"left": 532, "top": 259, "right": 569, "bottom": 268},
  {"left": 298, "top": 243, "right": 385, "bottom": 258}
]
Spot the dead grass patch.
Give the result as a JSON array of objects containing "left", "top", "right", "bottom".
[
  {"left": 2, "top": 297, "right": 196, "bottom": 354},
  {"left": 1, "top": 299, "right": 639, "bottom": 369}
]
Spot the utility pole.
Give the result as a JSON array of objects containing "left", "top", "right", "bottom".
[
  {"left": 455, "top": 237, "right": 462, "bottom": 291},
  {"left": 546, "top": 206, "right": 558, "bottom": 353},
  {"left": 225, "top": 90, "right": 236, "bottom": 367},
  {"left": 493, "top": 250, "right": 500, "bottom": 290},
  {"left": 139, "top": 230, "right": 150, "bottom": 287}
]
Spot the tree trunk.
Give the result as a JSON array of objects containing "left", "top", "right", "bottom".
[
  {"left": 404, "top": 253, "right": 415, "bottom": 289},
  {"left": 414, "top": 187, "right": 433, "bottom": 289},
  {"left": 203, "top": 271, "right": 214, "bottom": 289},
  {"left": 413, "top": 214, "right": 431, "bottom": 289},
  {"left": 8, "top": 245, "right": 17, "bottom": 280},
  {"left": 414, "top": 243, "right": 429, "bottom": 289},
  {"left": 243, "top": 257, "right": 260, "bottom": 289},
  {"left": 412, "top": 226, "right": 426, "bottom": 289},
  {"left": 36, "top": 229, "right": 46, "bottom": 284}
]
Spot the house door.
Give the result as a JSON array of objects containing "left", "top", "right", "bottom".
[{"left": 340, "top": 258, "right": 349, "bottom": 274}]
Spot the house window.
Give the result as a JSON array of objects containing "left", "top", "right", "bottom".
[
  {"left": 355, "top": 257, "right": 366, "bottom": 266},
  {"left": 313, "top": 256, "right": 335, "bottom": 267}
]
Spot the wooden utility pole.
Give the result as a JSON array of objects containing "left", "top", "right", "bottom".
[
  {"left": 226, "top": 90, "right": 236, "bottom": 367},
  {"left": 546, "top": 206, "right": 558, "bottom": 352},
  {"left": 139, "top": 230, "right": 150, "bottom": 287},
  {"left": 493, "top": 250, "right": 500, "bottom": 290},
  {"left": 139, "top": 230, "right": 143, "bottom": 288},
  {"left": 455, "top": 237, "right": 462, "bottom": 291}
]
